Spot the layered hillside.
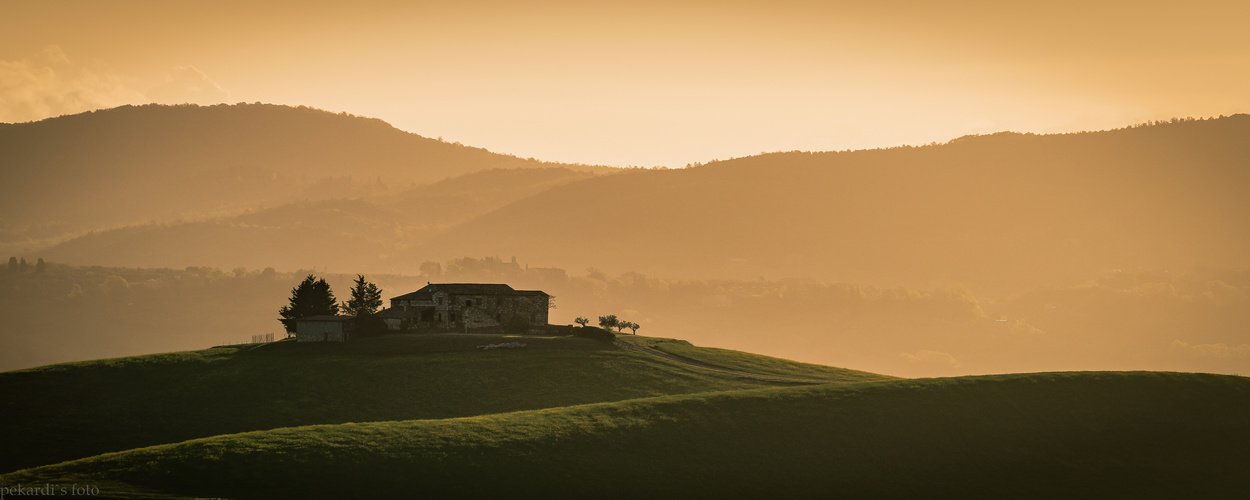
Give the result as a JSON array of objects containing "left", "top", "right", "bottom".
[
  {"left": 412, "top": 116, "right": 1250, "bottom": 293},
  {"left": 36, "top": 166, "right": 599, "bottom": 270},
  {"left": 0, "top": 103, "right": 608, "bottom": 249},
  {"left": 16, "top": 112, "right": 1248, "bottom": 294}
]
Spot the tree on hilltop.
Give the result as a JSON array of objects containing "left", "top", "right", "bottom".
[
  {"left": 598, "top": 315, "right": 618, "bottom": 331},
  {"left": 343, "top": 274, "right": 387, "bottom": 336},
  {"left": 342, "top": 274, "right": 383, "bottom": 317},
  {"left": 420, "top": 261, "right": 442, "bottom": 278},
  {"left": 624, "top": 321, "right": 640, "bottom": 335},
  {"left": 278, "top": 274, "right": 339, "bottom": 334},
  {"left": 574, "top": 316, "right": 589, "bottom": 327}
]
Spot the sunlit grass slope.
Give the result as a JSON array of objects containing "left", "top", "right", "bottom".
[
  {"left": 0, "top": 333, "right": 885, "bottom": 474},
  {"left": 7, "top": 372, "right": 1247, "bottom": 499},
  {"left": 618, "top": 335, "right": 894, "bottom": 381}
]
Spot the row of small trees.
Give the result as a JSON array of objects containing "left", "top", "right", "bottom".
[
  {"left": 574, "top": 314, "right": 640, "bottom": 334},
  {"left": 277, "top": 274, "right": 382, "bottom": 334},
  {"left": 7, "top": 257, "right": 46, "bottom": 273}
]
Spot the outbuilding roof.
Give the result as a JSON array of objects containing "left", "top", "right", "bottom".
[{"left": 296, "top": 315, "right": 352, "bottom": 322}]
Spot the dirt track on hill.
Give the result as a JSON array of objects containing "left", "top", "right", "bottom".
[{"left": 614, "top": 340, "right": 829, "bottom": 385}]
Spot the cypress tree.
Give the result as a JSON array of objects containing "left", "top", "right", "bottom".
[
  {"left": 277, "top": 274, "right": 339, "bottom": 333},
  {"left": 342, "top": 274, "right": 383, "bottom": 317}
]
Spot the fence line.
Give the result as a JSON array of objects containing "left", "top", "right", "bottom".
[{"left": 214, "top": 332, "right": 276, "bottom": 347}]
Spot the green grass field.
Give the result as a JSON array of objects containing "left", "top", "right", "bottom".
[
  {"left": 618, "top": 335, "right": 896, "bottom": 382},
  {"left": 4, "top": 371, "right": 1247, "bottom": 499},
  {"left": 4, "top": 334, "right": 1248, "bottom": 499},
  {"left": 0, "top": 333, "right": 882, "bottom": 475}
]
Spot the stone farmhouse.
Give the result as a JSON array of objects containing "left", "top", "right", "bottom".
[{"left": 377, "top": 283, "right": 550, "bottom": 331}]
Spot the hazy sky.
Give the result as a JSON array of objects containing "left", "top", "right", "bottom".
[{"left": 3, "top": 0, "right": 1247, "bottom": 167}]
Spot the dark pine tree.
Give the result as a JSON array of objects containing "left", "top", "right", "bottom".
[
  {"left": 278, "top": 274, "right": 339, "bottom": 333},
  {"left": 344, "top": 274, "right": 387, "bottom": 336},
  {"left": 342, "top": 274, "right": 383, "bottom": 317}
]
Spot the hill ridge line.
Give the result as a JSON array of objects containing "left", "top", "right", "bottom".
[{"left": 614, "top": 339, "right": 830, "bottom": 384}]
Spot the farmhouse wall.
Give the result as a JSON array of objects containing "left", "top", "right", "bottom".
[
  {"left": 444, "top": 293, "right": 548, "bottom": 328},
  {"left": 296, "top": 319, "right": 346, "bottom": 342}
]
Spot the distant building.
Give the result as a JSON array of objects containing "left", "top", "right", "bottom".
[
  {"left": 295, "top": 315, "right": 353, "bottom": 342},
  {"left": 379, "top": 283, "right": 550, "bottom": 332}
]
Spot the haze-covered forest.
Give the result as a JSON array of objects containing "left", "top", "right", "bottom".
[
  {"left": 0, "top": 103, "right": 608, "bottom": 254},
  {"left": 418, "top": 115, "right": 1250, "bottom": 294},
  {"left": 32, "top": 166, "right": 599, "bottom": 270},
  {"left": 3, "top": 105, "right": 1248, "bottom": 377},
  {"left": 3, "top": 257, "right": 1247, "bottom": 378}
]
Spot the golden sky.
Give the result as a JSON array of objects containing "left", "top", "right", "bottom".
[{"left": 2, "top": 0, "right": 1247, "bottom": 166}]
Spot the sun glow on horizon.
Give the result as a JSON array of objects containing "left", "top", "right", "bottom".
[{"left": 2, "top": 0, "right": 1247, "bottom": 167}]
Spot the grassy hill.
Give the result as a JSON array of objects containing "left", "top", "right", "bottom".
[
  {"left": 0, "top": 333, "right": 890, "bottom": 475},
  {"left": 618, "top": 335, "right": 884, "bottom": 382},
  {"left": 4, "top": 370, "right": 1246, "bottom": 499}
]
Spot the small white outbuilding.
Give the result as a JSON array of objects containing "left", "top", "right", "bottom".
[{"left": 294, "top": 315, "right": 352, "bottom": 342}]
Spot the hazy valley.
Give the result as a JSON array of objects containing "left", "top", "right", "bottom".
[
  {"left": 4, "top": 105, "right": 1248, "bottom": 378},
  {"left": 3, "top": 104, "right": 1249, "bottom": 498},
  {"left": 8, "top": 1, "right": 1250, "bottom": 496}
]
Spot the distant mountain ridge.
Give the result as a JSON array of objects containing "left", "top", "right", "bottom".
[
  {"left": 38, "top": 166, "right": 600, "bottom": 270},
  {"left": 409, "top": 115, "right": 1250, "bottom": 292},
  {"left": 7, "top": 113, "right": 1250, "bottom": 382},
  {"left": 0, "top": 103, "right": 610, "bottom": 248},
  {"left": 13, "top": 109, "right": 1250, "bottom": 295}
]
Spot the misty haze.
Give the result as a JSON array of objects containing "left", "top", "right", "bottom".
[{"left": 3, "top": 1, "right": 1249, "bottom": 498}]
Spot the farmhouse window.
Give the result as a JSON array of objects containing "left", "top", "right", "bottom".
[{"left": 465, "top": 299, "right": 473, "bottom": 307}]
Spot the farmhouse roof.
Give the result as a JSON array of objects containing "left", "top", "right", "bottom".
[
  {"left": 511, "top": 290, "right": 550, "bottom": 297},
  {"left": 421, "top": 283, "right": 517, "bottom": 295},
  {"left": 389, "top": 290, "right": 434, "bottom": 301},
  {"left": 374, "top": 307, "right": 410, "bottom": 319},
  {"left": 390, "top": 282, "right": 547, "bottom": 299}
]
